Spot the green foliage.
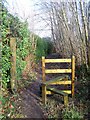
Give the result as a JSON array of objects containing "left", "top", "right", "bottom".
[
  {"left": 36, "top": 37, "right": 53, "bottom": 61},
  {"left": 1, "top": 3, "right": 36, "bottom": 118},
  {"left": 2, "top": 4, "right": 53, "bottom": 85},
  {"left": 2, "top": 44, "right": 11, "bottom": 88},
  {"left": 16, "top": 24, "right": 32, "bottom": 80},
  {"left": 62, "top": 103, "right": 84, "bottom": 119},
  {"left": 43, "top": 37, "right": 53, "bottom": 55},
  {"left": 36, "top": 37, "right": 45, "bottom": 60},
  {"left": 16, "top": 56, "right": 26, "bottom": 80},
  {"left": 1, "top": 1, "right": 53, "bottom": 119},
  {"left": 2, "top": 6, "right": 11, "bottom": 88},
  {"left": 0, "top": 89, "right": 17, "bottom": 119},
  {"left": 2, "top": 4, "right": 35, "bottom": 85}
]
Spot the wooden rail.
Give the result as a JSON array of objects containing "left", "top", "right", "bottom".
[
  {"left": 45, "top": 69, "right": 72, "bottom": 73},
  {"left": 45, "top": 59, "right": 71, "bottom": 63}
]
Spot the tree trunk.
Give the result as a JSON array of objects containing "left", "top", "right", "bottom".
[{"left": 79, "top": 1, "right": 89, "bottom": 68}]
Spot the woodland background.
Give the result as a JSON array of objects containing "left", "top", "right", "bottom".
[{"left": 0, "top": 0, "right": 90, "bottom": 119}]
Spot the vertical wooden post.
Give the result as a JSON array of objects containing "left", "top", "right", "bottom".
[
  {"left": 42, "top": 56, "right": 45, "bottom": 82},
  {"left": 72, "top": 56, "right": 75, "bottom": 97},
  {"left": 64, "top": 95, "right": 68, "bottom": 106},
  {"left": 42, "top": 56, "right": 46, "bottom": 104},
  {"left": 64, "top": 76, "right": 68, "bottom": 89},
  {"left": 42, "top": 84, "right": 46, "bottom": 105},
  {"left": 10, "top": 37, "right": 16, "bottom": 91}
]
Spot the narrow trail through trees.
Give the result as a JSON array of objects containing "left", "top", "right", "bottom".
[
  {"left": 18, "top": 85, "right": 45, "bottom": 118},
  {"left": 17, "top": 65, "right": 46, "bottom": 118},
  {"left": 16, "top": 53, "right": 63, "bottom": 118}
]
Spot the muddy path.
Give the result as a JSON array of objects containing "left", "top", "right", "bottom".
[
  {"left": 18, "top": 85, "right": 45, "bottom": 118},
  {"left": 16, "top": 53, "right": 63, "bottom": 118},
  {"left": 16, "top": 64, "right": 46, "bottom": 118}
]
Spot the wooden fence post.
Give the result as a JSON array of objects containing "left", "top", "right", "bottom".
[
  {"left": 42, "top": 56, "right": 45, "bottom": 82},
  {"left": 10, "top": 37, "right": 16, "bottom": 91},
  {"left": 42, "top": 56, "right": 46, "bottom": 104},
  {"left": 72, "top": 56, "right": 75, "bottom": 97}
]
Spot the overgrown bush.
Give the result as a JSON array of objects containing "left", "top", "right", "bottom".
[
  {"left": 2, "top": 4, "right": 36, "bottom": 86},
  {"left": 36, "top": 37, "right": 53, "bottom": 61},
  {"left": 62, "top": 103, "right": 84, "bottom": 119},
  {"left": 1, "top": 3, "right": 36, "bottom": 118},
  {"left": 0, "top": 88, "right": 17, "bottom": 119},
  {"left": 75, "top": 65, "right": 90, "bottom": 104},
  {"left": 2, "top": 5, "right": 11, "bottom": 88}
]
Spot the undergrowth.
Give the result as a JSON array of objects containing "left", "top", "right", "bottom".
[
  {"left": 62, "top": 102, "right": 84, "bottom": 120},
  {"left": 36, "top": 37, "right": 53, "bottom": 61}
]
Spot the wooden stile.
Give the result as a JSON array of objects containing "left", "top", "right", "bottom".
[{"left": 41, "top": 56, "right": 75, "bottom": 106}]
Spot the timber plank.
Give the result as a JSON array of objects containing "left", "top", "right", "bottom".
[
  {"left": 42, "top": 75, "right": 69, "bottom": 85},
  {"left": 45, "top": 69, "right": 71, "bottom": 73},
  {"left": 43, "top": 80, "right": 71, "bottom": 85},
  {"left": 47, "top": 87, "right": 68, "bottom": 96},
  {"left": 45, "top": 59, "right": 71, "bottom": 63},
  {"left": 46, "top": 89, "right": 71, "bottom": 95}
]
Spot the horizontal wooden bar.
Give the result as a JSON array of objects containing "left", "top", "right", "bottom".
[
  {"left": 44, "top": 80, "right": 71, "bottom": 85},
  {"left": 46, "top": 89, "right": 71, "bottom": 95},
  {"left": 42, "top": 75, "right": 69, "bottom": 85},
  {"left": 46, "top": 90, "right": 53, "bottom": 94},
  {"left": 45, "top": 59, "right": 71, "bottom": 63},
  {"left": 45, "top": 69, "right": 72, "bottom": 73},
  {"left": 47, "top": 87, "right": 68, "bottom": 96},
  {"left": 62, "top": 90, "right": 71, "bottom": 94}
]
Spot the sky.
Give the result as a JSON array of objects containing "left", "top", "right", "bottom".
[
  {"left": 6, "top": 0, "right": 51, "bottom": 38},
  {"left": 6, "top": 0, "right": 90, "bottom": 38}
]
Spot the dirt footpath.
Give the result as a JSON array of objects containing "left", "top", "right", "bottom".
[
  {"left": 16, "top": 53, "right": 64, "bottom": 118},
  {"left": 18, "top": 82, "right": 46, "bottom": 119}
]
